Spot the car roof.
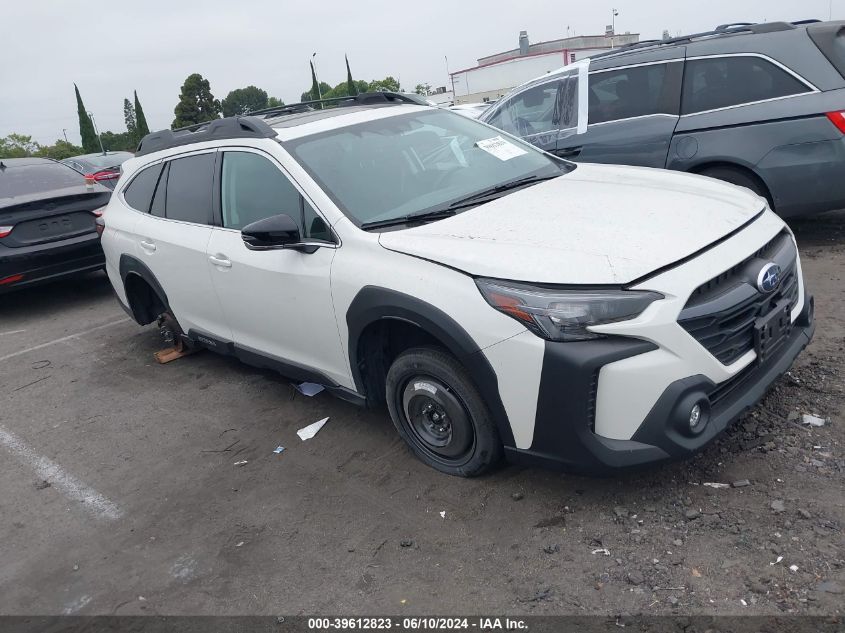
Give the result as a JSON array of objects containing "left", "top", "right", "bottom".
[{"left": 0, "top": 157, "right": 55, "bottom": 167}]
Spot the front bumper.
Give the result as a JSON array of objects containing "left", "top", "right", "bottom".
[
  {"left": 0, "top": 233, "right": 104, "bottom": 294},
  {"left": 505, "top": 296, "right": 814, "bottom": 474}
]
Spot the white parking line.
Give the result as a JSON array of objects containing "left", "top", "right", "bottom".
[
  {"left": 0, "top": 318, "right": 129, "bottom": 363},
  {"left": 0, "top": 425, "right": 123, "bottom": 521},
  {"left": 0, "top": 330, "right": 26, "bottom": 336}
]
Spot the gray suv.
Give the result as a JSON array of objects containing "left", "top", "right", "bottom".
[{"left": 480, "top": 20, "right": 845, "bottom": 218}]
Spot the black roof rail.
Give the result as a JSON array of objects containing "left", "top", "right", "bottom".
[
  {"left": 136, "top": 116, "right": 278, "bottom": 157},
  {"left": 248, "top": 91, "right": 421, "bottom": 119},
  {"left": 591, "top": 19, "right": 819, "bottom": 61}
]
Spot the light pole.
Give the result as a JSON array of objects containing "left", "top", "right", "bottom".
[
  {"left": 62, "top": 129, "right": 68, "bottom": 142},
  {"left": 87, "top": 112, "right": 105, "bottom": 154},
  {"left": 611, "top": 8, "right": 619, "bottom": 48}
]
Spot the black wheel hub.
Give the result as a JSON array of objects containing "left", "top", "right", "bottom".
[
  {"left": 401, "top": 377, "right": 473, "bottom": 459},
  {"left": 157, "top": 313, "right": 184, "bottom": 352}
]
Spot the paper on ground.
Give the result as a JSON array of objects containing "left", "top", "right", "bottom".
[
  {"left": 294, "top": 382, "right": 325, "bottom": 397},
  {"left": 475, "top": 136, "right": 527, "bottom": 161},
  {"left": 297, "top": 417, "right": 329, "bottom": 441}
]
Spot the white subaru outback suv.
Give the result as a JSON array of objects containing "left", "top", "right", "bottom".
[{"left": 100, "top": 92, "right": 814, "bottom": 477}]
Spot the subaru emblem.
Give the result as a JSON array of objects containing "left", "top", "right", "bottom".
[{"left": 757, "top": 262, "right": 781, "bottom": 294}]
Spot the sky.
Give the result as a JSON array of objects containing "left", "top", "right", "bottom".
[{"left": 1, "top": 0, "right": 840, "bottom": 145}]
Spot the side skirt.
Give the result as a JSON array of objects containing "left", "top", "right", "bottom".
[{"left": 186, "top": 329, "right": 366, "bottom": 407}]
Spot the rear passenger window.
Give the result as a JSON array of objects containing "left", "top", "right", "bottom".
[
  {"left": 164, "top": 153, "right": 215, "bottom": 224},
  {"left": 123, "top": 164, "right": 162, "bottom": 212},
  {"left": 682, "top": 56, "right": 811, "bottom": 115},
  {"left": 588, "top": 63, "right": 672, "bottom": 124}
]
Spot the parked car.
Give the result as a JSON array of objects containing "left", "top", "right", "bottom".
[
  {"left": 449, "top": 103, "right": 492, "bottom": 119},
  {"left": 0, "top": 158, "right": 110, "bottom": 293},
  {"left": 62, "top": 151, "right": 134, "bottom": 190},
  {"left": 480, "top": 19, "right": 845, "bottom": 218},
  {"left": 100, "top": 93, "right": 813, "bottom": 477}
]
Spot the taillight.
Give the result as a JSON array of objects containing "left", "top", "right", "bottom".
[
  {"left": 94, "top": 212, "right": 106, "bottom": 237},
  {"left": 86, "top": 170, "right": 120, "bottom": 182},
  {"left": 827, "top": 111, "right": 845, "bottom": 134},
  {"left": 0, "top": 273, "right": 24, "bottom": 285},
  {"left": 91, "top": 206, "right": 107, "bottom": 218},
  {"left": 0, "top": 225, "right": 12, "bottom": 238}
]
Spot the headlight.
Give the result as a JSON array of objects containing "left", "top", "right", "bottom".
[{"left": 476, "top": 278, "right": 662, "bottom": 342}]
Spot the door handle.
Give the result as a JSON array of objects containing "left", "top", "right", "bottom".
[
  {"left": 208, "top": 254, "right": 232, "bottom": 268},
  {"left": 556, "top": 146, "right": 582, "bottom": 159},
  {"left": 139, "top": 239, "right": 156, "bottom": 252}
]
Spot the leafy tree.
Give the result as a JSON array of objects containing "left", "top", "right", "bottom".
[
  {"left": 124, "top": 98, "right": 137, "bottom": 142},
  {"left": 300, "top": 82, "right": 331, "bottom": 103},
  {"left": 346, "top": 55, "right": 357, "bottom": 96},
  {"left": 134, "top": 90, "right": 150, "bottom": 138},
  {"left": 414, "top": 83, "right": 432, "bottom": 96},
  {"left": 222, "top": 86, "right": 269, "bottom": 116},
  {"left": 75, "top": 84, "right": 99, "bottom": 153},
  {"left": 367, "top": 76, "right": 401, "bottom": 92},
  {"left": 267, "top": 96, "right": 285, "bottom": 108},
  {"left": 99, "top": 131, "right": 137, "bottom": 152},
  {"left": 0, "top": 133, "right": 40, "bottom": 158},
  {"left": 172, "top": 73, "right": 222, "bottom": 129},
  {"left": 35, "top": 139, "right": 84, "bottom": 160}
]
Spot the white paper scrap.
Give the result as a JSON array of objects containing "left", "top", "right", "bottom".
[
  {"left": 297, "top": 417, "right": 329, "bottom": 441},
  {"left": 294, "top": 382, "right": 325, "bottom": 397},
  {"left": 475, "top": 136, "right": 527, "bottom": 161}
]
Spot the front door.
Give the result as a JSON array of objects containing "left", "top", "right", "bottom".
[{"left": 205, "top": 149, "right": 350, "bottom": 387}]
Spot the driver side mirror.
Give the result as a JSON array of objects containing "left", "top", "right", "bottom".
[{"left": 241, "top": 214, "right": 301, "bottom": 250}]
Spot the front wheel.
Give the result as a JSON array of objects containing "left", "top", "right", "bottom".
[{"left": 385, "top": 347, "right": 502, "bottom": 477}]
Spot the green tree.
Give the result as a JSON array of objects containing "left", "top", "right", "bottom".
[
  {"left": 124, "top": 98, "right": 137, "bottom": 142},
  {"left": 172, "top": 73, "right": 221, "bottom": 129},
  {"left": 222, "top": 86, "right": 269, "bottom": 116},
  {"left": 414, "top": 83, "right": 432, "bottom": 96},
  {"left": 74, "top": 84, "right": 99, "bottom": 153},
  {"left": 300, "top": 82, "right": 331, "bottom": 103},
  {"left": 35, "top": 139, "right": 84, "bottom": 160},
  {"left": 99, "top": 131, "right": 136, "bottom": 152},
  {"left": 309, "top": 61, "right": 322, "bottom": 107},
  {"left": 345, "top": 55, "right": 357, "bottom": 96},
  {"left": 368, "top": 76, "right": 401, "bottom": 92},
  {"left": 267, "top": 96, "right": 285, "bottom": 108},
  {"left": 0, "top": 133, "right": 40, "bottom": 158},
  {"left": 134, "top": 90, "right": 150, "bottom": 138}
]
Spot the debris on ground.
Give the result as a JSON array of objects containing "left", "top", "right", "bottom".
[
  {"left": 293, "top": 382, "right": 325, "bottom": 397},
  {"left": 789, "top": 564, "right": 799, "bottom": 572},
  {"left": 297, "top": 417, "right": 329, "bottom": 441},
  {"left": 592, "top": 548, "right": 611, "bottom": 556},
  {"left": 770, "top": 500, "right": 786, "bottom": 513},
  {"left": 770, "top": 556, "right": 784, "bottom": 566},
  {"left": 273, "top": 445, "right": 285, "bottom": 454},
  {"left": 801, "top": 414, "right": 827, "bottom": 427},
  {"left": 34, "top": 480, "right": 51, "bottom": 490},
  {"left": 703, "top": 482, "right": 730, "bottom": 489},
  {"left": 543, "top": 544, "right": 560, "bottom": 554},
  {"left": 731, "top": 479, "right": 751, "bottom": 488},
  {"left": 439, "top": 511, "right": 446, "bottom": 519},
  {"left": 511, "top": 492, "right": 524, "bottom": 501},
  {"left": 399, "top": 539, "right": 414, "bottom": 548},
  {"left": 627, "top": 571, "right": 645, "bottom": 585},
  {"left": 233, "top": 460, "right": 248, "bottom": 467}
]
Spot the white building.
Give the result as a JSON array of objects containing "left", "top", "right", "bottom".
[{"left": 450, "top": 30, "right": 640, "bottom": 104}]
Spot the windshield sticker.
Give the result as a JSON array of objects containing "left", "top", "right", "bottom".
[{"left": 475, "top": 136, "right": 527, "bottom": 161}]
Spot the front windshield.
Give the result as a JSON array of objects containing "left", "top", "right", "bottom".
[{"left": 286, "top": 109, "right": 565, "bottom": 227}]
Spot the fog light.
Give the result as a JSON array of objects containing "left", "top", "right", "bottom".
[{"left": 689, "top": 404, "right": 702, "bottom": 430}]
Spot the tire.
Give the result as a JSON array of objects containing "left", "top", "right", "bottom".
[
  {"left": 697, "top": 166, "right": 774, "bottom": 209},
  {"left": 385, "top": 347, "right": 503, "bottom": 477}
]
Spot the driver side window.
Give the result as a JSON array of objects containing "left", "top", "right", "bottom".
[
  {"left": 221, "top": 151, "right": 331, "bottom": 240},
  {"left": 487, "top": 80, "right": 559, "bottom": 138}
]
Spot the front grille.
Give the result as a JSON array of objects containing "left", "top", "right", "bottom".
[{"left": 678, "top": 231, "right": 799, "bottom": 365}]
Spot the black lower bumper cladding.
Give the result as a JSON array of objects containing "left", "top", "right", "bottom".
[{"left": 506, "top": 296, "right": 815, "bottom": 474}]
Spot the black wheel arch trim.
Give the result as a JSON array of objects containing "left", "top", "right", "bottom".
[
  {"left": 346, "top": 285, "right": 516, "bottom": 448},
  {"left": 118, "top": 254, "right": 170, "bottom": 325}
]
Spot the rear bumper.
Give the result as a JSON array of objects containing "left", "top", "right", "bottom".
[
  {"left": 506, "top": 296, "right": 814, "bottom": 474},
  {"left": 0, "top": 233, "right": 104, "bottom": 293}
]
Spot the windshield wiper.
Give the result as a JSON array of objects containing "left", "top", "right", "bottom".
[
  {"left": 447, "top": 174, "right": 561, "bottom": 209},
  {"left": 360, "top": 209, "right": 457, "bottom": 231}
]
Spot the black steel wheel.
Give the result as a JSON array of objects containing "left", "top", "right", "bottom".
[{"left": 386, "top": 347, "right": 502, "bottom": 477}]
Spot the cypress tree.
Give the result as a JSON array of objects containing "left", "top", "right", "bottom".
[
  {"left": 74, "top": 84, "right": 99, "bottom": 153},
  {"left": 134, "top": 90, "right": 150, "bottom": 138},
  {"left": 124, "top": 98, "right": 137, "bottom": 141},
  {"left": 310, "top": 61, "right": 322, "bottom": 108},
  {"left": 346, "top": 55, "right": 357, "bottom": 96}
]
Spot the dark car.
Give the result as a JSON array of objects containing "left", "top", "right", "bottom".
[
  {"left": 481, "top": 19, "right": 845, "bottom": 218},
  {"left": 62, "top": 151, "right": 134, "bottom": 190},
  {"left": 0, "top": 158, "right": 110, "bottom": 293}
]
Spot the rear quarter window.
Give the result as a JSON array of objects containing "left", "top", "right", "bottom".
[
  {"left": 163, "top": 153, "right": 215, "bottom": 224},
  {"left": 681, "top": 56, "right": 811, "bottom": 115},
  {"left": 123, "top": 164, "right": 162, "bottom": 212}
]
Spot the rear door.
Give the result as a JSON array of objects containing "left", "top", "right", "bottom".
[
  {"left": 130, "top": 150, "right": 232, "bottom": 340},
  {"left": 557, "top": 53, "right": 684, "bottom": 167}
]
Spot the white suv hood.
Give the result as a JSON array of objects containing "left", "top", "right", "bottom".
[{"left": 378, "top": 164, "right": 766, "bottom": 285}]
